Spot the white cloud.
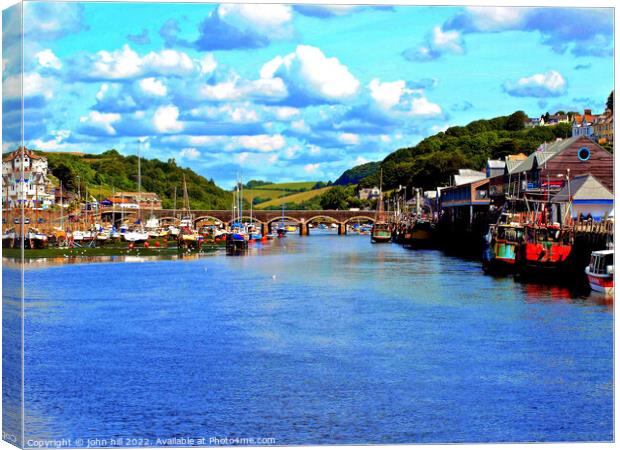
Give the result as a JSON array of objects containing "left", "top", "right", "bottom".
[
  {"left": 369, "top": 79, "right": 406, "bottom": 110},
  {"left": 199, "top": 75, "right": 287, "bottom": 102},
  {"left": 152, "top": 105, "right": 184, "bottom": 133},
  {"left": 179, "top": 147, "right": 200, "bottom": 160},
  {"left": 273, "top": 107, "right": 299, "bottom": 120},
  {"left": 143, "top": 49, "right": 195, "bottom": 76},
  {"left": 409, "top": 96, "right": 443, "bottom": 117},
  {"left": 262, "top": 45, "right": 360, "bottom": 102},
  {"left": 218, "top": 4, "right": 292, "bottom": 39},
  {"left": 5, "top": 72, "right": 55, "bottom": 100},
  {"left": 304, "top": 163, "right": 320, "bottom": 173},
  {"left": 199, "top": 54, "right": 217, "bottom": 75},
  {"left": 431, "top": 26, "right": 464, "bottom": 54},
  {"left": 291, "top": 119, "right": 310, "bottom": 134},
  {"left": 78, "top": 44, "right": 217, "bottom": 81},
  {"left": 462, "top": 7, "right": 528, "bottom": 32},
  {"left": 139, "top": 77, "right": 167, "bottom": 96},
  {"left": 503, "top": 70, "right": 567, "bottom": 98},
  {"left": 234, "top": 134, "right": 285, "bottom": 152},
  {"left": 339, "top": 132, "right": 360, "bottom": 145},
  {"left": 79, "top": 111, "right": 121, "bottom": 135},
  {"left": 35, "top": 49, "right": 62, "bottom": 70},
  {"left": 368, "top": 78, "right": 443, "bottom": 118}
]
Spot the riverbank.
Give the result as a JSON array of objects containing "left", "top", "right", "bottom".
[{"left": 2, "top": 242, "right": 226, "bottom": 260}]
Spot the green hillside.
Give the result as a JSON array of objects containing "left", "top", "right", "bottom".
[
  {"left": 334, "top": 161, "right": 380, "bottom": 185},
  {"left": 349, "top": 111, "right": 574, "bottom": 191},
  {"left": 240, "top": 181, "right": 323, "bottom": 206},
  {"left": 42, "top": 149, "right": 233, "bottom": 210},
  {"left": 256, "top": 186, "right": 333, "bottom": 209}
]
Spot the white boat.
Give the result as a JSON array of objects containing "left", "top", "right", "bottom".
[
  {"left": 123, "top": 230, "right": 149, "bottom": 243},
  {"left": 585, "top": 250, "right": 614, "bottom": 296}
]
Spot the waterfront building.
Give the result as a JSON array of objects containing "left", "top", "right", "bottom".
[
  {"left": 108, "top": 191, "right": 162, "bottom": 209},
  {"left": 571, "top": 109, "right": 601, "bottom": 138},
  {"left": 358, "top": 187, "right": 380, "bottom": 200},
  {"left": 542, "top": 114, "right": 570, "bottom": 126},
  {"left": 592, "top": 110, "right": 613, "bottom": 145},
  {"left": 453, "top": 169, "right": 486, "bottom": 186},
  {"left": 525, "top": 117, "right": 543, "bottom": 128},
  {"left": 488, "top": 136, "right": 613, "bottom": 207},
  {"left": 2, "top": 147, "right": 54, "bottom": 210},
  {"left": 551, "top": 174, "right": 614, "bottom": 222},
  {"left": 486, "top": 160, "right": 505, "bottom": 178}
]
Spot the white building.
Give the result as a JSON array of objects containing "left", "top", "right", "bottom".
[
  {"left": 358, "top": 187, "right": 381, "bottom": 200},
  {"left": 2, "top": 147, "right": 54, "bottom": 209}
]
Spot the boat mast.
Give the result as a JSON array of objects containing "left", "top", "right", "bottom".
[
  {"left": 59, "top": 182, "right": 64, "bottom": 231},
  {"left": 376, "top": 168, "right": 385, "bottom": 223},
  {"left": 137, "top": 140, "right": 142, "bottom": 222},
  {"left": 173, "top": 185, "right": 177, "bottom": 222}
]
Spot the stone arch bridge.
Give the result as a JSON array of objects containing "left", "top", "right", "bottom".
[{"left": 100, "top": 208, "right": 376, "bottom": 235}]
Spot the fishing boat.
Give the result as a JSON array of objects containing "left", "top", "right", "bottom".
[
  {"left": 25, "top": 227, "right": 48, "bottom": 249},
  {"left": 177, "top": 176, "right": 201, "bottom": 250},
  {"left": 122, "top": 228, "right": 149, "bottom": 243},
  {"left": 585, "top": 250, "right": 614, "bottom": 296},
  {"left": 516, "top": 222, "right": 573, "bottom": 277},
  {"left": 483, "top": 213, "right": 525, "bottom": 272},
  {"left": 371, "top": 169, "right": 391, "bottom": 243},
  {"left": 2, "top": 227, "right": 18, "bottom": 248}
]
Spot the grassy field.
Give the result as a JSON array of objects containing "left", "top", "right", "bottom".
[
  {"left": 255, "top": 181, "right": 317, "bottom": 191},
  {"left": 256, "top": 186, "right": 333, "bottom": 209},
  {"left": 241, "top": 188, "right": 290, "bottom": 204},
  {"left": 240, "top": 181, "right": 320, "bottom": 206}
]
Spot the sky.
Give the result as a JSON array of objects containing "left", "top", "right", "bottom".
[{"left": 1, "top": 2, "right": 614, "bottom": 188}]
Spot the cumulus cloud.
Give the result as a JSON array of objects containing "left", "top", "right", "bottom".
[
  {"left": 139, "top": 78, "right": 168, "bottom": 97},
  {"left": 193, "top": 4, "right": 292, "bottom": 51},
  {"left": 35, "top": 49, "right": 62, "bottom": 70},
  {"left": 368, "top": 78, "right": 443, "bottom": 118},
  {"left": 293, "top": 5, "right": 392, "bottom": 17},
  {"left": 503, "top": 70, "right": 567, "bottom": 98},
  {"left": 79, "top": 111, "right": 121, "bottom": 136},
  {"left": 24, "top": 2, "right": 87, "bottom": 40},
  {"left": 70, "top": 45, "right": 216, "bottom": 81},
  {"left": 444, "top": 7, "right": 613, "bottom": 57},
  {"left": 153, "top": 105, "right": 184, "bottom": 133},
  {"left": 402, "top": 26, "right": 464, "bottom": 62},
  {"left": 261, "top": 45, "right": 360, "bottom": 105},
  {"left": 235, "top": 134, "right": 285, "bottom": 152},
  {"left": 179, "top": 147, "right": 200, "bottom": 160}
]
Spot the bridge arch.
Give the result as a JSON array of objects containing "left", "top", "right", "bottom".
[
  {"left": 343, "top": 215, "right": 376, "bottom": 225},
  {"left": 265, "top": 215, "right": 301, "bottom": 226},
  {"left": 304, "top": 215, "right": 343, "bottom": 224},
  {"left": 194, "top": 215, "right": 227, "bottom": 227},
  {"left": 227, "top": 215, "right": 265, "bottom": 225}
]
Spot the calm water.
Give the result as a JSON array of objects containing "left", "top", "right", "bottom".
[{"left": 15, "top": 233, "right": 613, "bottom": 444}]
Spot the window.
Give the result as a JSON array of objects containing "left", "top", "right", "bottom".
[{"left": 578, "top": 147, "right": 591, "bottom": 161}]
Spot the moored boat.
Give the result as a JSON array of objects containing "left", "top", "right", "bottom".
[
  {"left": 483, "top": 222, "right": 524, "bottom": 272},
  {"left": 585, "top": 249, "right": 614, "bottom": 296}
]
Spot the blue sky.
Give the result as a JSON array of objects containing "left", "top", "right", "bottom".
[{"left": 2, "top": 2, "right": 614, "bottom": 188}]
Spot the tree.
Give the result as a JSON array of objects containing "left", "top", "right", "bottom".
[
  {"left": 319, "top": 186, "right": 350, "bottom": 210},
  {"left": 505, "top": 111, "right": 528, "bottom": 131},
  {"left": 607, "top": 91, "right": 613, "bottom": 112}
]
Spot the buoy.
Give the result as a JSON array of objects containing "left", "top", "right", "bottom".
[
  {"left": 128, "top": 243, "right": 134, "bottom": 249},
  {"left": 144, "top": 241, "right": 150, "bottom": 248},
  {"left": 154, "top": 241, "right": 160, "bottom": 247}
]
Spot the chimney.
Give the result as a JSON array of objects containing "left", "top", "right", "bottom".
[{"left": 584, "top": 108, "right": 592, "bottom": 116}]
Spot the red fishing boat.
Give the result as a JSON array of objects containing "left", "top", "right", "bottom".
[{"left": 517, "top": 223, "right": 573, "bottom": 276}]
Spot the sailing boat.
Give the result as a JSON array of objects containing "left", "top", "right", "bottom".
[
  {"left": 371, "top": 169, "right": 391, "bottom": 243},
  {"left": 405, "top": 188, "right": 436, "bottom": 249},
  {"left": 122, "top": 143, "right": 149, "bottom": 244},
  {"left": 276, "top": 205, "right": 287, "bottom": 237},
  {"left": 178, "top": 175, "right": 201, "bottom": 249}
]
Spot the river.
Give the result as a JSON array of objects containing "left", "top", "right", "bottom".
[{"left": 7, "top": 231, "right": 614, "bottom": 444}]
